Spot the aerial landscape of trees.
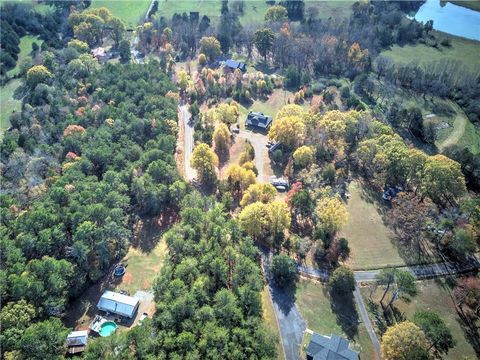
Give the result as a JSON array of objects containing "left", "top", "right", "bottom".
[{"left": 0, "top": 0, "right": 479, "bottom": 358}]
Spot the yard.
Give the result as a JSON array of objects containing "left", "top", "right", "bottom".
[
  {"left": 89, "top": 0, "right": 151, "bottom": 27},
  {"left": 296, "top": 279, "right": 378, "bottom": 360},
  {"left": 0, "top": 79, "right": 22, "bottom": 132},
  {"left": 7, "top": 35, "right": 42, "bottom": 77},
  {"left": 360, "top": 279, "right": 478, "bottom": 360},
  {"left": 64, "top": 217, "right": 168, "bottom": 331},
  {"left": 340, "top": 180, "right": 406, "bottom": 270},
  {"left": 381, "top": 32, "right": 480, "bottom": 72}
]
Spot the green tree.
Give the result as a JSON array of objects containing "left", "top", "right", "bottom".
[
  {"left": 271, "top": 253, "right": 297, "bottom": 288},
  {"left": 239, "top": 201, "right": 267, "bottom": 239},
  {"left": 199, "top": 36, "right": 221, "bottom": 61},
  {"left": 119, "top": 39, "right": 131, "bottom": 63},
  {"left": 0, "top": 300, "right": 36, "bottom": 351},
  {"left": 328, "top": 266, "right": 355, "bottom": 296},
  {"left": 26, "top": 65, "right": 52, "bottom": 89},
  {"left": 19, "top": 318, "right": 69, "bottom": 360},
  {"left": 413, "top": 310, "right": 455, "bottom": 356},
  {"left": 254, "top": 28, "right": 275, "bottom": 62},
  {"left": 264, "top": 5, "right": 288, "bottom": 22}
]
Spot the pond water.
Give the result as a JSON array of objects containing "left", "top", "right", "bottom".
[{"left": 413, "top": 0, "right": 480, "bottom": 40}]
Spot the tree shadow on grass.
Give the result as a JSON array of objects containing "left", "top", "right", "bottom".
[
  {"left": 330, "top": 292, "right": 360, "bottom": 340},
  {"left": 131, "top": 212, "right": 176, "bottom": 253},
  {"left": 269, "top": 282, "right": 297, "bottom": 317}
]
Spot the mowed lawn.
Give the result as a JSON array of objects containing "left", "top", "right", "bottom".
[
  {"left": 90, "top": 0, "right": 151, "bottom": 27},
  {"left": 381, "top": 32, "right": 480, "bottom": 72},
  {"left": 0, "top": 79, "right": 22, "bottom": 132},
  {"left": 261, "top": 287, "right": 284, "bottom": 360},
  {"left": 296, "top": 279, "right": 378, "bottom": 360},
  {"left": 340, "top": 181, "right": 405, "bottom": 270},
  {"left": 362, "top": 279, "right": 478, "bottom": 360},
  {"left": 7, "top": 35, "right": 42, "bottom": 77}
]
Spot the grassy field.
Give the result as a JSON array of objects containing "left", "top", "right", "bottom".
[
  {"left": 450, "top": 0, "right": 480, "bottom": 11},
  {"left": 296, "top": 279, "right": 378, "bottom": 360},
  {"left": 261, "top": 287, "right": 285, "bottom": 360},
  {"left": 381, "top": 32, "right": 480, "bottom": 72},
  {"left": 0, "top": 79, "right": 22, "bottom": 132},
  {"left": 340, "top": 181, "right": 405, "bottom": 270},
  {"left": 90, "top": 0, "right": 151, "bottom": 27},
  {"left": 7, "top": 35, "right": 42, "bottom": 77},
  {"left": 361, "top": 279, "right": 478, "bottom": 360},
  {"left": 156, "top": 0, "right": 354, "bottom": 27}
]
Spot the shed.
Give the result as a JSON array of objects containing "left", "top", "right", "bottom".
[
  {"left": 66, "top": 330, "right": 88, "bottom": 355},
  {"left": 97, "top": 291, "right": 140, "bottom": 318},
  {"left": 245, "top": 111, "right": 273, "bottom": 131},
  {"left": 306, "top": 333, "right": 359, "bottom": 360}
]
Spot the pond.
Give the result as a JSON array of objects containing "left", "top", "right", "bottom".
[{"left": 413, "top": 0, "right": 480, "bottom": 40}]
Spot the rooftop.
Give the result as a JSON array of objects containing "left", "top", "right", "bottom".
[
  {"left": 246, "top": 111, "right": 272, "bottom": 130},
  {"left": 99, "top": 291, "right": 139, "bottom": 307},
  {"left": 306, "top": 333, "right": 359, "bottom": 360}
]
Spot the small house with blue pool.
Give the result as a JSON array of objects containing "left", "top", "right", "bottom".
[{"left": 97, "top": 291, "right": 139, "bottom": 319}]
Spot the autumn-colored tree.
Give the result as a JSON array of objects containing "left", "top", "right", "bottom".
[
  {"left": 421, "top": 154, "right": 466, "bottom": 206},
  {"left": 213, "top": 103, "right": 239, "bottom": 125},
  {"left": 381, "top": 321, "right": 430, "bottom": 360},
  {"left": 239, "top": 202, "right": 268, "bottom": 239},
  {"left": 198, "top": 53, "right": 207, "bottom": 66},
  {"left": 191, "top": 143, "right": 218, "bottom": 185},
  {"left": 254, "top": 28, "right": 275, "bottom": 62},
  {"left": 266, "top": 200, "right": 291, "bottom": 238},
  {"left": 63, "top": 125, "right": 86, "bottom": 137},
  {"left": 26, "top": 65, "right": 53, "bottom": 89},
  {"left": 276, "top": 104, "right": 304, "bottom": 120},
  {"left": 177, "top": 70, "right": 191, "bottom": 92},
  {"left": 453, "top": 276, "right": 480, "bottom": 319},
  {"left": 293, "top": 146, "right": 315, "bottom": 168},
  {"left": 264, "top": 5, "right": 288, "bottom": 22},
  {"left": 315, "top": 196, "right": 348, "bottom": 235},
  {"left": 224, "top": 164, "right": 256, "bottom": 199},
  {"left": 268, "top": 115, "right": 305, "bottom": 148},
  {"left": 199, "top": 36, "right": 221, "bottom": 61},
  {"left": 240, "top": 183, "right": 277, "bottom": 207},
  {"left": 213, "top": 123, "right": 231, "bottom": 156}
]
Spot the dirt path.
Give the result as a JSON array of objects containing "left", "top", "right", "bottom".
[
  {"left": 238, "top": 129, "right": 271, "bottom": 182},
  {"left": 438, "top": 104, "right": 467, "bottom": 151}
]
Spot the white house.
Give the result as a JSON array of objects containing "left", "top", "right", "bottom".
[
  {"left": 66, "top": 330, "right": 88, "bottom": 355},
  {"left": 96, "top": 291, "right": 140, "bottom": 318}
]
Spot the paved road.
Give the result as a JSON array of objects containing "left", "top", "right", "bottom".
[
  {"left": 354, "top": 285, "right": 382, "bottom": 358},
  {"left": 179, "top": 104, "right": 196, "bottom": 181},
  {"left": 261, "top": 250, "right": 305, "bottom": 360}
]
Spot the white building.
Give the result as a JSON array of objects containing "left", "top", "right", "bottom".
[{"left": 96, "top": 291, "right": 140, "bottom": 318}]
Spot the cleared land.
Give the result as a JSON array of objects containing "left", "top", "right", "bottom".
[
  {"left": 261, "top": 287, "right": 285, "bottom": 360},
  {"left": 0, "top": 79, "right": 22, "bottom": 131},
  {"left": 90, "top": 0, "right": 151, "bottom": 27},
  {"left": 340, "top": 181, "right": 405, "bottom": 270},
  {"left": 361, "top": 279, "right": 478, "bottom": 360},
  {"left": 381, "top": 32, "right": 480, "bottom": 72},
  {"left": 7, "top": 35, "right": 42, "bottom": 77},
  {"left": 296, "top": 279, "right": 378, "bottom": 360}
]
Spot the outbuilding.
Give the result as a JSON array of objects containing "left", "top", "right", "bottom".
[
  {"left": 66, "top": 330, "right": 88, "bottom": 355},
  {"left": 306, "top": 333, "right": 359, "bottom": 360},
  {"left": 224, "top": 59, "right": 247, "bottom": 72},
  {"left": 96, "top": 291, "right": 140, "bottom": 318}
]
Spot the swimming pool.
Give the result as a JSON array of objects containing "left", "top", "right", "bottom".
[{"left": 99, "top": 321, "right": 118, "bottom": 337}]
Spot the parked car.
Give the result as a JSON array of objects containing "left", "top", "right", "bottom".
[
  {"left": 139, "top": 313, "right": 148, "bottom": 323},
  {"left": 231, "top": 127, "right": 240, "bottom": 134},
  {"left": 268, "top": 142, "right": 282, "bottom": 153}
]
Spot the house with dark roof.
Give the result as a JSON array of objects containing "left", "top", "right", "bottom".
[
  {"left": 224, "top": 59, "right": 247, "bottom": 72},
  {"left": 245, "top": 111, "right": 272, "bottom": 131},
  {"left": 306, "top": 333, "right": 359, "bottom": 360}
]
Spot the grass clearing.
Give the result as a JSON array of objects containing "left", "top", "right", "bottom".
[
  {"left": 296, "top": 279, "right": 378, "bottom": 359},
  {"left": 261, "top": 287, "right": 284, "bottom": 360},
  {"left": 450, "top": 0, "right": 480, "bottom": 11},
  {"left": 305, "top": 0, "right": 354, "bottom": 19},
  {"left": 0, "top": 79, "right": 22, "bottom": 132},
  {"left": 7, "top": 35, "right": 42, "bottom": 77},
  {"left": 340, "top": 181, "right": 405, "bottom": 270},
  {"left": 361, "top": 279, "right": 478, "bottom": 360},
  {"left": 381, "top": 32, "right": 480, "bottom": 72},
  {"left": 90, "top": 0, "right": 151, "bottom": 28}
]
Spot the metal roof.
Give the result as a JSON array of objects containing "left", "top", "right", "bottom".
[{"left": 97, "top": 291, "right": 139, "bottom": 318}]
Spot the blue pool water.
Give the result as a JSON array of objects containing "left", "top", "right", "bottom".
[
  {"left": 99, "top": 321, "right": 117, "bottom": 337},
  {"left": 413, "top": 0, "right": 480, "bottom": 41}
]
